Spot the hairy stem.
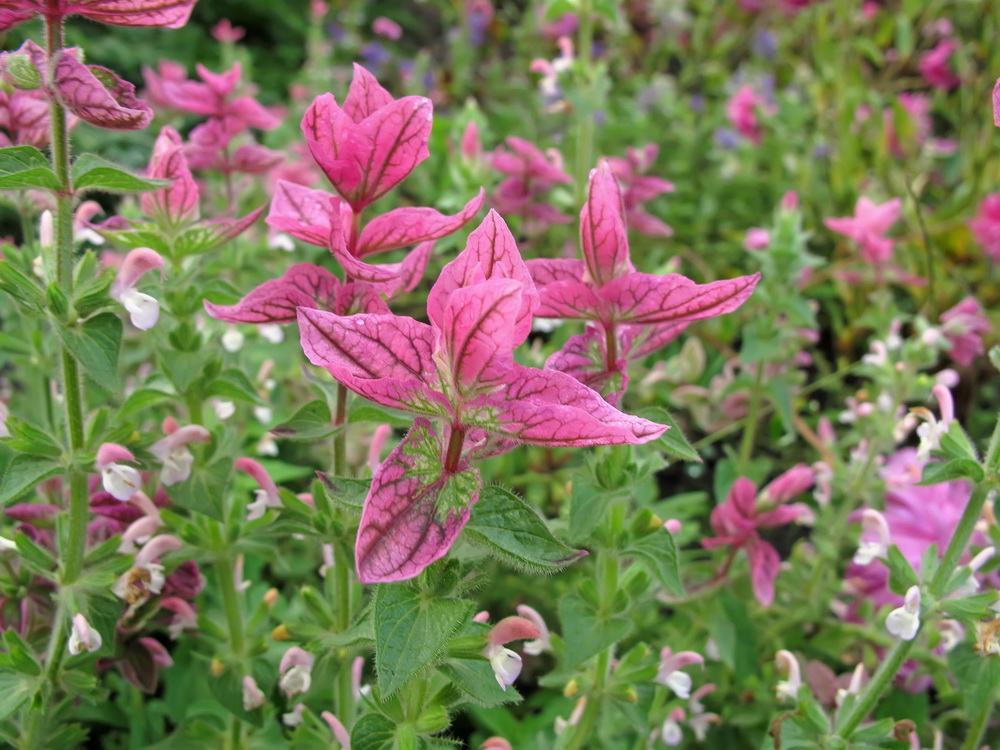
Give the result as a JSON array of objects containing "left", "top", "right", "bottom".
[
  {"left": 738, "top": 363, "right": 766, "bottom": 471},
  {"left": 333, "top": 384, "right": 348, "bottom": 475}
]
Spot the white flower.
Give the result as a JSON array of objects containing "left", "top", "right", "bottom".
[
  {"left": 214, "top": 400, "right": 236, "bottom": 420},
  {"left": 222, "top": 326, "right": 245, "bottom": 352},
  {"left": 886, "top": 586, "right": 921, "bottom": 641},
  {"left": 68, "top": 613, "right": 102, "bottom": 654},
  {"left": 282, "top": 703, "right": 306, "bottom": 727},
  {"left": 259, "top": 324, "right": 284, "bottom": 344},
  {"left": 485, "top": 643, "right": 522, "bottom": 690},
  {"left": 253, "top": 406, "right": 273, "bottom": 425},
  {"left": 110, "top": 248, "right": 164, "bottom": 330},
  {"left": 853, "top": 509, "right": 890, "bottom": 566},
  {"left": 242, "top": 676, "right": 266, "bottom": 711},
  {"left": 661, "top": 712, "right": 684, "bottom": 746},
  {"left": 102, "top": 463, "right": 142, "bottom": 501},
  {"left": 774, "top": 650, "right": 802, "bottom": 702},
  {"left": 120, "top": 287, "right": 160, "bottom": 330}
]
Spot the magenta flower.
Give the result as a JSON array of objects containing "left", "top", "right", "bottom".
[
  {"left": 725, "top": 85, "right": 771, "bottom": 145},
  {"left": 969, "top": 193, "right": 1000, "bottom": 262},
  {"left": 528, "top": 162, "right": 760, "bottom": 403},
  {"left": 211, "top": 19, "right": 245, "bottom": 43},
  {"left": 939, "top": 297, "right": 991, "bottom": 367},
  {"left": 372, "top": 16, "right": 402, "bottom": 40},
  {"left": 0, "top": 0, "right": 198, "bottom": 32},
  {"left": 918, "top": 39, "right": 960, "bottom": 90},
  {"left": 271, "top": 65, "right": 484, "bottom": 295},
  {"left": 994, "top": 79, "right": 1000, "bottom": 127},
  {"left": 158, "top": 62, "right": 280, "bottom": 129},
  {"left": 605, "top": 144, "right": 676, "bottom": 237},
  {"left": 298, "top": 210, "right": 666, "bottom": 582},
  {"left": 141, "top": 60, "right": 187, "bottom": 110},
  {"left": 702, "top": 468, "right": 814, "bottom": 607},
  {"left": 824, "top": 196, "right": 901, "bottom": 264},
  {"left": 489, "top": 136, "right": 573, "bottom": 230}
]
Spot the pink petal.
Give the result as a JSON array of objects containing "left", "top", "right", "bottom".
[
  {"left": 427, "top": 210, "right": 538, "bottom": 346},
  {"left": 580, "top": 161, "right": 633, "bottom": 287},
  {"left": 227, "top": 97, "right": 282, "bottom": 130},
  {"left": 69, "top": 0, "right": 197, "bottom": 28},
  {"left": 134, "top": 533, "right": 182, "bottom": 566},
  {"left": 141, "top": 126, "right": 199, "bottom": 226},
  {"left": 620, "top": 321, "right": 688, "bottom": 360},
  {"left": 342, "top": 62, "right": 395, "bottom": 122},
  {"left": 355, "top": 420, "right": 480, "bottom": 583},
  {"left": 356, "top": 189, "right": 485, "bottom": 256},
  {"left": 235, "top": 457, "right": 279, "bottom": 504},
  {"left": 297, "top": 308, "right": 447, "bottom": 416},
  {"left": 301, "top": 93, "right": 361, "bottom": 196},
  {"left": 748, "top": 539, "right": 780, "bottom": 607},
  {"left": 204, "top": 263, "right": 342, "bottom": 324},
  {"left": 727, "top": 477, "right": 758, "bottom": 519},
  {"left": 602, "top": 272, "right": 760, "bottom": 325},
  {"left": 231, "top": 142, "right": 283, "bottom": 175},
  {"left": 545, "top": 326, "right": 628, "bottom": 404},
  {"left": 336, "top": 281, "right": 391, "bottom": 315},
  {"left": 53, "top": 54, "right": 152, "bottom": 130},
  {"left": 139, "top": 636, "right": 173, "bottom": 667},
  {"left": 440, "top": 279, "right": 523, "bottom": 392},
  {"left": 484, "top": 364, "right": 666, "bottom": 446},
  {"left": 193, "top": 206, "right": 265, "bottom": 250},
  {"left": 488, "top": 616, "right": 541, "bottom": 646},
  {"left": 97, "top": 442, "right": 137, "bottom": 468},
  {"left": 391, "top": 240, "right": 434, "bottom": 297},
  {"left": 265, "top": 180, "right": 341, "bottom": 247},
  {"left": 112, "top": 247, "right": 164, "bottom": 295},
  {"left": 994, "top": 78, "right": 1000, "bottom": 128},
  {"left": 279, "top": 646, "right": 314, "bottom": 674},
  {"left": 0, "top": 7, "right": 39, "bottom": 32}
]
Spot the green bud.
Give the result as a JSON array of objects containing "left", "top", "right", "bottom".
[{"left": 416, "top": 706, "right": 449, "bottom": 734}]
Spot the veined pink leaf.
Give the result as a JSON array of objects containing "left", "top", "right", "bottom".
[
  {"left": 531, "top": 279, "right": 603, "bottom": 320},
  {"left": 482, "top": 365, "right": 666, "bottom": 446},
  {"left": 265, "top": 180, "right": 340, "bottom": 247},
  {"left": 748, "top": 538, "right": 780, "bottom": 607},
  {"left": 355, "top": 419, "right": 481, "bottom": 583},
  {"left": 342, "top": 62, "right": 394, "bottom": 122},
  {"left": 204, "top": 263, "right": 342, "bottom": 324},
  {"left": 178, "top": 205, "right": 263, "bottom": 254},
  {"left": 230, "top": 142, "right": 283, "bottom": 175},
  {"left": 580, "top": 161, "right": 633, "bottom": 287},
  {"left": 337, "top": 281, "right": 391, "bottom": 315},
  {"left": 525, "top": 257, "right": 586, "bottom": 287},
  {"left": 141, "top": 126, "right": 199, "bottom": 227},
  {"left": 545, "top": 326, "right": 629, "bottom": 405},
  {"left": 53, "top": 55, "right": 152, "bottom": 130},
  {"left": 356, "top": 188, "right": 485, "bottom": 256},
  {"left": 302, "top": 93, "right": 360, "bottom": 192},
  {"left": 427, "top": 210, "right": 538, "bottom": 345},
  {"left": 67, "top": 0, "right": 198, "bottom": 28},
  {"left": 602, "top": 272, "right": 761, "bottom": 325},
  {"left": 297, "top": 308, "right": 447, "bottom": 416},
  {"left": 342, "top": 95, "right": 433, "bottom": 210},
  {"left": 441, "top": 279, "right": 523, "bottom": 392},
  {"left": 0, "top": 7, "right": 38, "bottom": 32},
  {"left": 392, "top": 240, "right": 434, "bottom": 297},
  {"left": 620, "top": 321, "right": 688, "bottom": 360}
]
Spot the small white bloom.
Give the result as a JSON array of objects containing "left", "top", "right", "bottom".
[
  {"left": 0, "top": 401, "right": 9, "bottom": 438},
  {"left": 269, "top": 232, "right": 296, "bottom": 252},
  {"left": 774, "top": 650, "right": 802, "bottom": 702},
  {"left": 222, "top": 326, "right": 245, "bottom": 353},
  {"left": 120, "top": 288, "right": 160, "bottom": 330},
  {"left": 485, "top": 643, "right": 522, "bottom": 691},
  {"left": 853, "top": 509, "right": 890, "bottom": 566},
  {"left": 259, "top": 324, "right": 284, "bottom": 344},
  {"left": 279, "top": 665, "right": 312, "bottom": 697},
  {"left": 102, "top": 463, "right": 142, "bottom": 502},
  {"left": 282, "top": 703, "right": 306, "bottom": 727},
  {"left": 242, "top": 676, "right": 266, "bottom": 711},
  {"left": 68, "top": 613, "right": 102, "bottom": 654},
  {"left": 661, "top": 715, "right": 684, "bottom": 746},
  {"left": 253, "top": 406, "right": 273, "bottom": 425},
  {"left": 886, "top": 586, "right": 921, "bottom": 641},
  {"left": 246, "top": 489, "right": 272, "bottom": 522},
  {"left": 257, "top": 435, "right": 279, "bottom": 456},
  {"left": 214, "top": 400, "right": 236, "bottom": 420}
]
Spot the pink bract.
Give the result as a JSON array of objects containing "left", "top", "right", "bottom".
[
  {"left": 529, "top": 161, "right": 760, "bottom": 404},
  {"left": 969, "top": 193, "right": 1000, "bottom": 262},
  {"left": 298, "top": 210, "right": 666, "bottom": 583},
  {"left": 0, "top": 0, "right": 198, "bottom": 32}
]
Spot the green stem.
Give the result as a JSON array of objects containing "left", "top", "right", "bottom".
[
  {"left": 738, "top": 363, "right": 765, "bottom": 471},
  {"left": 562, "top": 649, "right": 609, "bottom": 750},
  {"left": 185, "top": 391, "right": 204, "bottom": 426},
  {"left": 836, "top": 478, "right": 997, "bottom": 738},
  {"left": 216, "top": 556, "right": 246, "bottom": 659},
  {"left": 333, "top": 541, "right": 355, "bottom": 725},
  {"left": 333, "top": 384, "right": 347, "bottom": 475},
  {"left": 574, "top": 0, "right": 595, "bottom": 203},
  {"left": 963, "top": 704, "right": 991, "bottom": 750}
]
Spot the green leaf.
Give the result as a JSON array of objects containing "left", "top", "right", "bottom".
[
  {"left": 159, "top": 349, "right": 208, "bottom": 393},
  {"left": 0, "top": 671, "right": 39, "bottom": 720},
  {"left": 884, "top": 545, "right": 919, "bottom": 596},
  {"left": 938, "top": 423, "right": 978, "bottom": 463},
  {"left": 71, "top": 153, "right": 169, "bottom": 193},
  {"left": 14, "top": 532, "right": 56, "bottom": 578},
  {"left": 917, "top": 458, "right": 984, "bottom": 485},
  {"left": 637, "top": 407, "right": 700, "bottom": 462},
  {"left": 948, "top": 644, "right": 1000, "bottom": 717},
  {"left": 940, "top": 591, "right": 1000, "bottom": 623},
  {"left": 628, "top": 529, "right": 684, "bottom": 597},
  {"left": 118, "top": 388, "right": 175, "bottom": 419},
  {"left": 711, "top": 590, "right": 758, "bottom": 680},
  {"left": 54, "top": 313, "right": 122, "bottom": 390},
  {"left": 99, "top": 226, "right": 171, "bottom": 256},
  {"left": 271, "top": 400, "right": 338, "bottom": 441},
  {"left": 0, "top": 146, "right": 59, "bottom": 190},
  {"left": 569, "top": 475, "right": 627, "bottom": 543},
  {"left": 166, "top": 457, "right": 231, "bottom": 521},
  {"left": 557, "top": 593, "right": 632, "bottom": 670},
  {"left": 348, "top": 403, "right": 412, "bottom": 428},
  {"left": 373, "top": 584, "right": 472, "bottom": 697},
  {"left": 350, "top": 713, "right": 397, "bottom": 750},
  {"left": 1, "top": 629, "right": 40, "bottom": 676},
  {"left": 440, "top": 658, "right": 521, "bottom": 706},
  {"left": 0, "top": 260, "right": 45, "bottom": 311},
  {"left": 2, "top": 417, "right": 62, "bottom": 457},
  {"left": 205, "top": 368, "right": 263, "bottom": 405},
  {"left": 465, "top": 486, "right": 585, "bottom": 573},
  {"left": 0, "top": 455, "right": 62, "bottom": 506}
]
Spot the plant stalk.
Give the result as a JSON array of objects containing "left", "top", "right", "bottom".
[{"left": 333, "top": 384, "right": 348, "bottom": 475}]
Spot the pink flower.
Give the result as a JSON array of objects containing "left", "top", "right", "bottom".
[
  {"left": 0, "top": 0, "right": 198, "bottom": 32},
  {"left": 918, "top": 39, "right": 960, "bottom": 89},
  {"left": 0, "top": 88, "right": 49, "bottom": 147},
  {"left": 110, "top": 247, "right": 164, "bottom": 330},
  {"left": 744, "top": 228, "right": 770, "bottom": 250},
  {"left": 655, "top": 647, "right": 704, "bottom": 698},
  {"left": 67, "top": 613, "right": 102, "bottom": 654},
  {"left": 605, "top": 144, "right": 675, "bottom": 237},
  {"left": 372, "top": 16, "right": 402, "bottom": 40},
  {"left": 725, "top": 85, "right": 771, "bottom": 145},
  {"left": 235, "top": 457, "right": 281, "bottom": 521},
  {"left": 484, "top": 616, "right": 541, "bottom": 691},
  {"left": 702, "top": 471, "right": 813, "bottom": 606},
  {"left": 774, "top": 650, "right": 802, "bottom": 701},
  {"left": 150, "top": 422, "right": 210, "bottom": 486},
  {"left": 159, "top": 62, "right": 280, "bottom": 130},
  {"left": 278, "top": 647, "right": 314, "bottom": 697},
  {"left": 969, "top": 194, "right": 1000, "bottom": 262},
  {"left": 96, "top": 443, "right": 141, "bottom": 501},
  {"left": 939, "top": 297, "right": 990, "bottom": 367},
  {"left": 320, "top": 712, "right": 351, "bottom": 747},
  {"left": 489, "top": 136, "right": 573, "bottom": 231},
  {"left": 211, "top": 19, "right": 245, "bottom": 43},
  {"left": 242, "top": 676, "right": 265, "bottom": 711},
  {"left": 824, "top": 196, "right": 902, "bottom": 264},
  {"left": 883, "top": 93, "right": 931, "bottom": 157}
]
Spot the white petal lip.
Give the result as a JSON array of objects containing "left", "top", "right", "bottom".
[
  {"left": 122, "top": 289, "right": 160, "bottom": 330},
  {"left": 102, "top": 463, "right": 141, "bottom": 501}
]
